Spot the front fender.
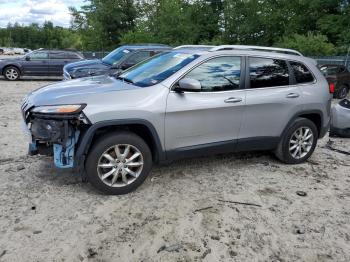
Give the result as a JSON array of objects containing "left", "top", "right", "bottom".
[{"left": 74, "top": 119, "right": 166, "bottom": 173}]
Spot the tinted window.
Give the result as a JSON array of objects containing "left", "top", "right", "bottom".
[
  {"left": 102, "top": 47, "right": 130, "bottom": 65},
  {"left": 29, "top": 51, "right": 48, "bottom": 60},
  {"left": 126, "top": 51, "right": 151, "bottom": 64},
  {"left": 249, "top": 57, "right": 289, "bottom": 88},
  {"left": 185, "top": 56, "right": 241, "bottom": 92},
  {"left": 118, "top": 52, "right": 199, "bottom": 87},
  {"left": 50, "top": 52, "right": 66, "bottom": 59},
  {"left": 65, "top": 52, "right": 81, "bottom": 59},
  {"left": 291, "top": 61, "right": 315, "bottom": 83}
]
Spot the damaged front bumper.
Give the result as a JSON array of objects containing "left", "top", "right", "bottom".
[{"left": 21, "top": 102, "right": 90, "bottom": 169}]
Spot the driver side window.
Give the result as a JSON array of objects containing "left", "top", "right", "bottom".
[
  {"left": 184, "top": 56, "right": 241, "bottom": 92},
  {"left": 29, "top": 51, "right": 48, "bottom": 60}
]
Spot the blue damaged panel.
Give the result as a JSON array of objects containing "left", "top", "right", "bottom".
[{"left": 54, "top": 130, "right": 80, "bottom": 168}]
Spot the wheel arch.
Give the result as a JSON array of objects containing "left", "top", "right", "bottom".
[
  {"left": 281, "top": 110, "right": 324, "bottom": 140},
  {"left": 2, "top": 64, "right": 22, "bottom": 75},
  {"left": 75, "top": 119, "right": 165, "bottom": 172}
]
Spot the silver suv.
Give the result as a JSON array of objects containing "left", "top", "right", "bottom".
[{"left": 21, "top": 45, "right": 332, "bottom": 195}]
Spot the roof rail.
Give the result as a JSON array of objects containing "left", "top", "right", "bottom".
[
  {"left": 173, "top": 45, "right": 215, "bottom": 50},
  {"left": 209, "top": 45, "right": 303, "bottom": 56}
]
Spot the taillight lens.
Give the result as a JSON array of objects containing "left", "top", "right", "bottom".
[{"left": 329, "top": 83, "right": 335, "bottom": 93}]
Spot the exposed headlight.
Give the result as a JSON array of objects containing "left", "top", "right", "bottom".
[{"left": 31, "top": 104, "right": 86, "bottom": 114}]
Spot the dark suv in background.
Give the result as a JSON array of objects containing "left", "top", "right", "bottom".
[
  {"left": 319, "top": 64, "right": 350, "bottom": 99},
  {"left": 0, "top": 49, "right": 84, "bottom": 80},
  {"left": 63, "top": 44, "right": 171, "bottom": 80}
]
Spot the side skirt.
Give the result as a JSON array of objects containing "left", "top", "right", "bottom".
[{"left": 166, "top": 137, "right": 279, "bottom": 161}]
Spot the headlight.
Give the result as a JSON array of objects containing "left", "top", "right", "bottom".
[{"left": 31, "top": 104, "right": 86, "bottom": 114}]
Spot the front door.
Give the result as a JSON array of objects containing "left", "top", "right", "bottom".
[
  {"left": 22, "top": 51, "right": 49, "bottom": 75},
  {"left": 165, "top": 56, "right": 245, "bottom": 154}
]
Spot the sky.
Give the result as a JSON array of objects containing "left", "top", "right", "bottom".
[{"left": 0, "top": 0, "right": 84, "bottom": 28}]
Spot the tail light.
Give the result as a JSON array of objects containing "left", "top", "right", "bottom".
[{"left": 329, "top": 83, "right": 335, "bottom": 94}]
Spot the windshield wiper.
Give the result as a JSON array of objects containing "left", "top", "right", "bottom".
[{"left": 116, "top": 76, "right": 134, "bottom": 84}]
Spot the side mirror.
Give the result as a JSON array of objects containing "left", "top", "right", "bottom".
[
  {"left": 175, "top": 78, "right": 201, "bottom": 92},
  {"left": 25, "top": 56, "right": 31, "bottom": 61}
]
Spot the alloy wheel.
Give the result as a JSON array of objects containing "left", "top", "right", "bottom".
[
  {"left": 5, "top": 68, "right": 19, "bottom": 80},
  {"left": 97, "top": 144, "right": 144, "bottom": 187},
  {"left": 289, "top": 127, "right": 314, "bottom": 159}
]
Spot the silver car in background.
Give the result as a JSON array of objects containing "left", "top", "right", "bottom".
[{"left": 21, "top": 45, "right": 332, "bottom": 195}]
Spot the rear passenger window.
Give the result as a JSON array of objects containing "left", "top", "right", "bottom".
[
  {"left": 65, "top": 52, "right": 81, "bottom": 59},
  {"left": 50, "top": 52, "right": 66, "bottom": 59},
  {"left": 290, "top": 61, "right": 314, "bottom": 84},
  {"left": 249, "top": 57, "right": 289, "bottom": 88}
]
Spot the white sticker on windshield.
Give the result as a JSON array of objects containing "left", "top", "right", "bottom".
[{"left": 123, "top": 50, "right": 130, "bottom": 53}]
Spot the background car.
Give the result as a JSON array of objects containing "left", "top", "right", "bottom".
[
  {"left": 63, "top": 44, "right": 171, "bottom": 80},
  {"left": 319, "top": 64, "right": 350, "bottom": 99},
  {"left": 0, "top": 49, "right": 84, "bottom": 80}
]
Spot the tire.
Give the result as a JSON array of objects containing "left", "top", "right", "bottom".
[
  {"left": 3, "top": 66, "right": 20, "bottom": 81},
  {"left": 85, "top": 131, "right": 152, "bottom": 195},
  {"left": 275, "top": 118, "right": 318, "bottom": 164},
  {"left": 334, "top": 85, "right": 348, "bottom": 99}
]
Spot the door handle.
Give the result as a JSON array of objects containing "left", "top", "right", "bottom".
[
  {"left": 286, "top": 93, "right": 300, "bottom": 98},
  {"left": 224, "top": 97, "right": 242, "bottom": 103}
]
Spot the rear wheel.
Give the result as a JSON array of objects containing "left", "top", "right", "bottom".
[
  {"left": 335, "top": 85, "right": 348, "bottom": 99},
  {"left": 275, "top": 118, "right": 318, "bottom": 164},
  {"left": 85, "top": 132, "right": 152, "bottom": 195},
  {"left": 4, "top": 66, "right": 20, "bottom": 81}
]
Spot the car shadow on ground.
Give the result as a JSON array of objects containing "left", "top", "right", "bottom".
[{"left": 33, "top": 150, "right": 275, "bottom": 195}]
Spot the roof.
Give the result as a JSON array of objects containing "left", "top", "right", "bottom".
[
  {"left": 121, "top": 44, "right": 171, "bottom": 50},
  {"left": 172, "top": 45, "right": 303, "bottom": 57}
]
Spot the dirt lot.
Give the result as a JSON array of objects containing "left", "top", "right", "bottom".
[{"left": 0, "top": 77, "right": 349, "bottom": 262}]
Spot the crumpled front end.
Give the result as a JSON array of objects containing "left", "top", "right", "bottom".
[{"left": 21, "top": 97, "right": 90, "bottom": 169}]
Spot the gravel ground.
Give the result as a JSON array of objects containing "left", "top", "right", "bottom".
[{"left": 0, "top": 78, "right": 349, "bottom": 262}]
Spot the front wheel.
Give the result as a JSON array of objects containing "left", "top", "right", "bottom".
[
  {"left": 4, "top": 66, "right": 20, "bottom": 81},
  {"left": 275, "top": 118, "right": 318, "bottom": 164},
  {"left": 85, "top": 132, "right": 152, "bottom": 195}
]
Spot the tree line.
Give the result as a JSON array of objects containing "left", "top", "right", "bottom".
[{"left": 1, "top": 0, "right": 350, "bottom": 56}]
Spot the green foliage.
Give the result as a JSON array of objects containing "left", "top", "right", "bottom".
[
  {"left": 276, "top": 34, "right": 336, "bottom": 56},
  {"left": 0, "top": 0, "right": 350, "bottom": 55},
  {"left": 0, "top": 22, "right": 82, "bottom": 50},
  {"left": 70, "top": 0, "right": 137, "bottom": 50}
]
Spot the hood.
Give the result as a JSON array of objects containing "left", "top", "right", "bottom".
[
  {"left": 0, "top": 57, "right": 23, "bottom": 62},
  {"left": 26, "top": 75, "right": 140, "bottom": 107},
  {"left": 64, "top": 59, "right": 109, "bottom": 72},
  {"left": 64, "top": 59, "right": 111, "bottom": 79}
]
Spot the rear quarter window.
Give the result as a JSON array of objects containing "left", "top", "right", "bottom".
[{"left": 290, "top": 61, "right": 315, "bottom": 84}]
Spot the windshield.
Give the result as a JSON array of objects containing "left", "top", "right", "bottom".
[
  {"left": 118, "top": 51, "right": 199, "bottom": 87},
  {"left": 102, "top": 47, "right": 130, "bottom": 65}
]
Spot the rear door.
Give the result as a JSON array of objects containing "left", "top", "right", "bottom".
[
  {"left": 165, "top": 56, "right": 245, "bottom": 153},
  {"left": 239, "top": 57, "right": 301, "bottom": 145},
  {"left": 22, "top": 51, "right": 49, "bottom": 75},
  {"left": 49, "top": 51, "right": 69, "bottom": 75}
]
